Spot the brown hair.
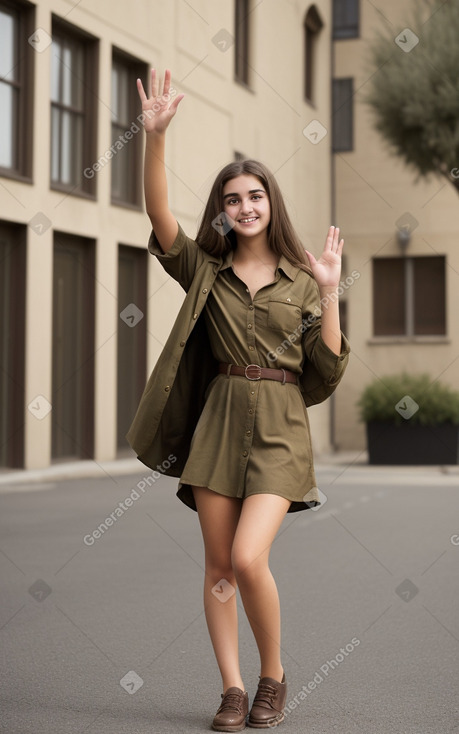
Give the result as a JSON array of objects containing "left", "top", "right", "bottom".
[{"left": 195, "top": 159, "right": 312, "bottom": 275}]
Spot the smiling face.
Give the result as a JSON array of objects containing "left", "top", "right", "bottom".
[{"left": 222, "top": 174, "right": 271, "bottom": 241}]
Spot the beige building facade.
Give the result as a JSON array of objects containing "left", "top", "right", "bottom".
[
  {"left": 1, "top": 0, "right": 337, "bottom": 471},
  {"left": 4, "top": 0, "right": 455, "bottom": 472},
  {"left": 332, "top": 0, "right": 459, "bottom": 450}
]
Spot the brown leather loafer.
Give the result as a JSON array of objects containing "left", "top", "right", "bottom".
[
  {"left": 212, "top": 686, "right": 249, "bottom": 732},
  {"left": 248, "top": 673, "right": 286, "bottom": 728}
]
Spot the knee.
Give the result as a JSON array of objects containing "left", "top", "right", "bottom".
[
  {"left": 205, "top": 556, "right": 235, "bottom": 587},
  {"left": 231, "top": 546, "right": 266, "bottom": 583}
]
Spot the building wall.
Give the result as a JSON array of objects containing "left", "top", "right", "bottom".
[
  {"left": 333, "top": 0, "right": 459, "bottom": 450},
  {"left": 0, "top": 0, "right": 335, "bottom": 470}
]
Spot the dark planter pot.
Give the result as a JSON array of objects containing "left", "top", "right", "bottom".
[{"left": 366, "top": 421, "right": 459, "bottom": 465}]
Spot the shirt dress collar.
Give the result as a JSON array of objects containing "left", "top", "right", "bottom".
[{"left": 220, "top": 248, "right": 300, "bottom": 282}]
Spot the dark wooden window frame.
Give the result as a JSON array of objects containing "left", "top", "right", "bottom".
[
  {"left": 332, "top": 77, "right": 354, "bottom": 152},
  {"left": 235, "top": 0, "right": 251, "bottom": 87},
  {"left": 50, "top": 16, "right": 98, "bottom": 199},
  {"left": 111, "top": 48, "right": 147, "bottom": 209},
  {"left": 332, "top": 0, "right": 360, "bottom": 40},
  {"left": 304, "top": 5, "right": 324, "bottom": 104},
  {"left": 372, "top": 255, "right": 447, "bottom": 338},
  {"left": 0, "top": 0, "right": 34, "bottom": 182}
]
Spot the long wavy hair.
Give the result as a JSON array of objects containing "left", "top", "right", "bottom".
[{"left": 195, "top": 159, "right": 312, "bottom": 275}]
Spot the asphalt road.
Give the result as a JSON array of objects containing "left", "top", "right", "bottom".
[{"left": 1, "top": 461, "right": 458, "bottom": 734}]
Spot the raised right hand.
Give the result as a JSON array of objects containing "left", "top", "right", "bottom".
[{"left": 136, "top": 68, "right": 184, "bottom": 135}]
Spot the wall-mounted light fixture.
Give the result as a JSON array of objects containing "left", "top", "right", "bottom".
[
  {"left": 396, "top": 226, "right": 411, "bottom": 254},
  {"left": 395, "top": 212, "right": 418, "bottom": 254}
]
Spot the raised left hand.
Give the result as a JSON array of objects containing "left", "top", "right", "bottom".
[{"left": 304, "top": 226, "right": 344, "bottom": 289}]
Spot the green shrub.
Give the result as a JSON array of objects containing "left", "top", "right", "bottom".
[{"left": 357, "top": 373, "right": 459, "bottom": 426}]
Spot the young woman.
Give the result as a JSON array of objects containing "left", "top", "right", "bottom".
[{"left": 127, "top": 69, "right": 350, "bottom": 731}]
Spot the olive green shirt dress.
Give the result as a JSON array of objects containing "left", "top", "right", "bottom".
[{"left": 145, "top": 222, "right": 350, "bottom": 513}]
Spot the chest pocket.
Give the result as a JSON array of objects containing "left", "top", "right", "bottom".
[{"left": 267, "top": 298, "right": 303, "bottom": 334}]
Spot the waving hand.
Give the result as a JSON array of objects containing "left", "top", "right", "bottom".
[
  {"left": 304, "top": 226, "right": 344, "bottom": 289},
  {"left": 136, "top": 68, "right": 184, "bottom": 135}
]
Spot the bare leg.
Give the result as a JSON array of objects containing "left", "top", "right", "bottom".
[
  {"left": 231, "top": 493, "right": 291, "bottom": 681},
  {"left": 193, "top": 486, "right": 244, "bottom": 693}
]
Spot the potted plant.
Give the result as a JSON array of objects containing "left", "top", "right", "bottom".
[{"left": 358, "top": 373, "right": 459, "bottom": 465}]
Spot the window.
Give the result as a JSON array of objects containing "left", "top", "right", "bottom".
[
  {"left": 0, "top": 222, "right": 26, "bottom": 468},
  {"left": 373, "top": 256, "right": 446, "bottom": 337},
  {"left": 51, "top": 18, "right": 98, "bottom": 195},
  {"left": 304, "top": 5, "right": 323, "bottom": 104},
  {"left": 111, "top": 51, "right": 146, "bottom": 207},
  {"left": 0, "top": 1, "right": 33, "bottom": 179},
  {"left": 333, "top": 0, "right": 359, "bottom": 39},
  {"left": 117, "top": 245, "right": 147, "bottom": 451},
  {"left": 332, "top": 78, "right": 353, "bottom": 151},
  {"left": 235, "top": 0, "right": 250, "bottom": 86}
]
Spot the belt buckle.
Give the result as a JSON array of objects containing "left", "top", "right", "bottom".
[{"left": 245, "top": 363, "right": 262, "bottom": 381}]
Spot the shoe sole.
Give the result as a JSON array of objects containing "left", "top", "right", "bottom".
[
  {"left": 212, "top": 723, "right": 247, "bottom": 732},
  {"left": 247, "top": 712, "right": 284, "bottom": 728}
]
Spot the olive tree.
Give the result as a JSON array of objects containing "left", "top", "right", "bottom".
[{"left": 365, "top": 0, "right": 459, "bottom": 193}]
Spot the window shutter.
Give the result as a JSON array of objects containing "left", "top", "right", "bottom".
[
  {"left": 413, "top": 256, "right": 446, "bottom": 335},
  {"left": 373, "top": 258, "right": 405, "bottom": 336}
]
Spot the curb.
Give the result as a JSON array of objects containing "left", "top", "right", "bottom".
[
  {"left": 0, "top": 452, "right": 458, "bottom": 490},
  {"left": 0, "top": 457, "right": 143, "bottom": 487}
]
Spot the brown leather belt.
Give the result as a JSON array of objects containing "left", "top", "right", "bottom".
[{"left": 219, "top": 362, "right": 298, "bottom": 385}]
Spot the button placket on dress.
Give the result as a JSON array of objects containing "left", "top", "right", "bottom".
[{"left": 237, "top": 295, "right": 261, "bottom": 493}]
